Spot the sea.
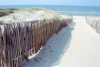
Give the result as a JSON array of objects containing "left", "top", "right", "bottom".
[{"left": 0, "top": 5, "right": 100, "bottom": 16}]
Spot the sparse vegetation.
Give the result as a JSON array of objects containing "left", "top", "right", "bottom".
[
  {"left": 0, "top": 7, "right": 66, "bottom": 24},
  {"left": 0, "top": 8, "right": 17, "bottom": 17},
  {"left": 0, "top": 11, "right": 7, "bottom": 17},
  {"left": 0, "top": 21, "right": 4, "bottom": 25},
  {"left": 32, "top": 7, "right": 44, "bottom": 11}
]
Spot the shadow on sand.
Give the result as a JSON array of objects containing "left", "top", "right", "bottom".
[{"left": 20, "top": 22, "right": 76, "bottom": 67}]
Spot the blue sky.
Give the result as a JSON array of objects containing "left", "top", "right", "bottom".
[{"left": 0, "top": 0, "right": 100, "bottom": 6}]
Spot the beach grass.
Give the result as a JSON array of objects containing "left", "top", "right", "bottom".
[
  {"left": 0, "top": 7, "right": 67, "bottom": 24},
  {"left": 0, "top": 8, "right": 17, "bottom": 17}
]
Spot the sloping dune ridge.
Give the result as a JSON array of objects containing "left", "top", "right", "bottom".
[{"left": 0, "top": 7, "right": 70, "bottom": 24}]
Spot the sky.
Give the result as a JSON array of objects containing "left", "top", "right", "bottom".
[{"left": 0, "top": 0, "right": 100, "bottom": 6}]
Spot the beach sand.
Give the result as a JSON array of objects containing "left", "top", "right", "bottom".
[{"left": 20, "top": 16, "right": 100, "bottom": 67}]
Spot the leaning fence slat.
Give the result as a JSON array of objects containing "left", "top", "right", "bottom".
[{"left": 0, "top": 18, "right": 72, "bottom": 67}]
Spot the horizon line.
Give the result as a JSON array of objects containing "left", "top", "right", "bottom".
[{"left": 0, "top": 5, "right": 100, "bottom": 7}]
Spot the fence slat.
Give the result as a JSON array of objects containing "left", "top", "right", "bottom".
[{"left": 0, "top": 18, "right": 72, "bottom": 67}]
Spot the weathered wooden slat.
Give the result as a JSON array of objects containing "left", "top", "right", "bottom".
[{"left": 0, "top": 18, "right": 72, "bottom": 67}]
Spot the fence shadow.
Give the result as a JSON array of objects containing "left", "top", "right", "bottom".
[{"left": 20, "top": 22, "right": 76, "bottom": 67}]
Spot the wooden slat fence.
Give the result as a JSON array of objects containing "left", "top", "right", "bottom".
[
  {"left": 85, "top": 17, "right": 100, "bottom": 34},
  {"left": 0, "top": 18, "right": 72, "bottom": 67},
  {"left": 0, "top": 25, "right": 6, "bottom": 67}
]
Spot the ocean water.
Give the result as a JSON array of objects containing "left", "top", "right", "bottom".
[{"left": 0, "top": 5, "right": 100, "bottom": 16}]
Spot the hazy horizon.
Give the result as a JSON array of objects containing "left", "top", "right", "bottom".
[{"left": 0, "top": 5, "right": 100, "bottom": 7}]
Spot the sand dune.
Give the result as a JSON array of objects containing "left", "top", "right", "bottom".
[{"left": 0, "top": 8, "right": 71, "bottom": 24}]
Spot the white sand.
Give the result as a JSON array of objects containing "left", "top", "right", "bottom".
[{"left": 20, "top": 16, "right": 100, "bottom": 67}]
